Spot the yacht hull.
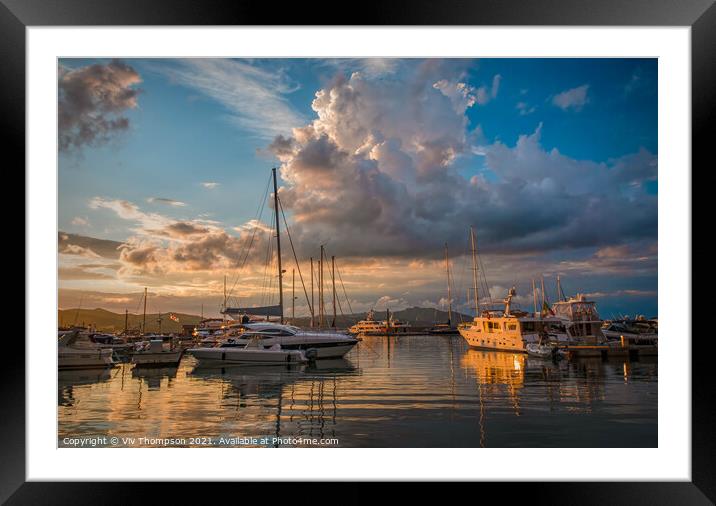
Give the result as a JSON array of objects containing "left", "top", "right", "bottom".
[
  {"left": 59, "top": 348, "right": 116, "bottom": 370},
  {"left": 215, "top": 338, "right": 357, "bottom": 359},
  {"left": 131, "top": 350, "right": 183, "bottom": 366},
  {"left": 458, "top": 328, "right": 535, "bottom": 353},
  {"left": 187, "top": 348, "right": 307, "bottom": 365}
]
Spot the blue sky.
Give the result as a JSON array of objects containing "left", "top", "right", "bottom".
[{"left": 58, "top": 58, "right": 657, "bottom": 318}]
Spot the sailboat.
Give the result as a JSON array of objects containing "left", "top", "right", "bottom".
[
  {"left": 187, "top": 168, "right": 358, "bottom": 362},
  {"left": 429, "top": 243, "right": 459, "bottom": 335},
  {"left": 131, "top": 287, "right": 183, "bottom": 367}
]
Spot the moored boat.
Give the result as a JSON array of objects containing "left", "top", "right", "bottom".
[
  {"left": 131, "top": 339, "right": 183, "bottom": 367},
  {"left": 188, "top": 322, "right": 358, "bottom": 359},
  {"left": 187, "top": 336, "right": 308, "bottom": 365},
  {"left": 348, "top": 309, "right": 411, "bottom": 336},
  {"left": 428, "top": 243, "right": 460, "bottom": 335},
  {"left": 58, "top": 330, "right": 117, "bottom": 370}
]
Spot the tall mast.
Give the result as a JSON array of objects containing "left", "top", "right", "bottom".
[
  {"left": 319, "top": 245, "right": 324, "bottom": 328},
  {"left": 124, "top": 308, "right": 128, "bottom": 333},
  {"left": 540, "top": 275, "right": 546, "bottom": 313},
  {"left": 332, "top": 255, "right": 337, "bottom": 328},
  {"left": 556, "top": 275, "right": 563, "bottom": 302},
  {"left": 272, "top": 168, "right": 284, "bottom": 324},
  {"left": 445, "top": 243, "right": 452, "bottom": 325},
  {"left": 223, "top": 274, "right": 227, "bottom": 323},
  {"left": 292, "top": 268, "right": 295, "bottom": 322},
  {"left": 310, "top": 257, "right": 314, "bottom": 328},
  {"left": 142, "top": 287, "right": 147, "bottom": 334},
  {"left": 532, "top": 279, "right": 538, "bottom": 317},
  {"left": 470, "top": 226, "right": 479, "bottom": 317}
]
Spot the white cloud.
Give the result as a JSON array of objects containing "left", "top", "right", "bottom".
[
  {"left": 153, "top": 59, "right": 304, "bottom": 138},
  {"left": 201, "top": 182, "right": 219, "bottom": 189},
  {"left": 515, "top": 101, "right": 536, "bottom": 116},
  {"left": 552, "top": 84, "right": 590, "bottom": 111},
  {"left": 147, "top": 197, "right": 186, "bottom": 207},
  {"left": 268, "top": 63, "right": 656, "bottom": 261},
  {"left": 71, "top": 216, "right": 90, "bottom": 227}
]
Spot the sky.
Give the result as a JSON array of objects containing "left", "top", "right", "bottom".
[{"left": 58, "top": 58, "right": 658, "bottom": 319}]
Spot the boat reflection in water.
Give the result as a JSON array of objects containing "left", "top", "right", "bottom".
[
  {"left": 460, "top": 350, "right": 525, "bottom": 447},
  {"left": 58, "top": 368, "right": 113, "bottom": 407},
  {"left": 58, "top": 336, "right": 656, "bottom": 448},
  {"left": 131, "top": 366, "right": 179, "bottom": 390}
]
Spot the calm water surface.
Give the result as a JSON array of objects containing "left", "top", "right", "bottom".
[{"left": 58, "top": 335, "right": 657, "bottom": 447}]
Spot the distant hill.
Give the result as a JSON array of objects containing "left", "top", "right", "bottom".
[
  {"left": 58, "top": 308, "right": 202, "bottom": 333},
  {"left": 58, "top": 306, "right": 472, "bottom": 333}
]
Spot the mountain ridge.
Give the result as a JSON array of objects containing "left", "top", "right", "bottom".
[{"left": 58, "top": 306, "right": 473, "bottom": 332}]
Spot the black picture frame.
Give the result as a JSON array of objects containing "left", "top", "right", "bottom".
[{"left": 4, "top": 0, "right": 712, "bottom": 503}]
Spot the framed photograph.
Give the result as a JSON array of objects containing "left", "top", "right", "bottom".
[{"left": 6, "top": 0, "right": 712, "bottom": 502}]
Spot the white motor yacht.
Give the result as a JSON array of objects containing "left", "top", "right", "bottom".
[
  {"left": 348, "top": 309, "right": 411, "bottom": 336},
  {"left": 547, "top": 294, "right": 607, "bottom": 345},
  {"left": 187, "top": 322, "right": 358, "bottom": 360},
  {"left": 131, "top": 339, "right": 183, "bottom": 367},
  {"left": 187, "top": 336, "right": 308, "bottom": 365},
  {"left": 58, "top": 330, "right": 116, "bottom": 370}
]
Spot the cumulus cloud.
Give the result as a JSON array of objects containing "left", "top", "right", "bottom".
[
  {"left": 552, "top": 84, "right": 590, "bottom": 111},
  {"left": 84, "top": 195, "right": 276, "bottom": 279},
  {"left": 268, "top": 64, "right": 656, "bottom": 261},
  {"left": 201, "top": 182, "right": 219, "bottom": 189},
  {"left": 58, "top": 59, "right": 142, "bottom": 152}
]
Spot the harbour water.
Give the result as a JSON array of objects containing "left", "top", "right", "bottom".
[{"left": 58, "top": 334, "right": 657, "bottom": 447}]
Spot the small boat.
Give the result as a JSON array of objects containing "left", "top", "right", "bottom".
[
  {"left": 348, "top": 309, "right": 411, "bottom": 336},
  {"left": 58, "top": 330, "right": 117, "bottom": 370},
  {"left": 131, "top": 339, "right": 183, "bottom": 367},
  {"left": 187, "top": 336, "right": 308, "bottom": 365},
  {"left": 429, "top": 243, "right": 460, "bottom": 336},
  {"left": 89, "top": 333, "right": 134, "bottom": 354},
  {"left": 428, "top": 323, "right": 460, "bottom": 335},
  {"left": 525, "top": 342, "right": 555, "bottom": 358}
]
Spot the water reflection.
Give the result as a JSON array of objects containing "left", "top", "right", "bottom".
[
  {"left": 58, "top": 336, "right": 657, "bottom": 447},
  {"left": 58, "top": 369, "right": 113, "bottom": 407}
]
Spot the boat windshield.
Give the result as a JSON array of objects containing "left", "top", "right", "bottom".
[{"left": 242, "top": 325, "right": 298, "bottom": 336}]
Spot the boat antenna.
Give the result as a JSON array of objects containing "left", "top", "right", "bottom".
[
  {"left": 557, "top": 275, "right": 566, "bottom": 302},
  {"left": 470, "top": 226, "right": 479, "bottom": 317},
  {"left": 272, "top": 167, "right": 284, "bottom": 324}
]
